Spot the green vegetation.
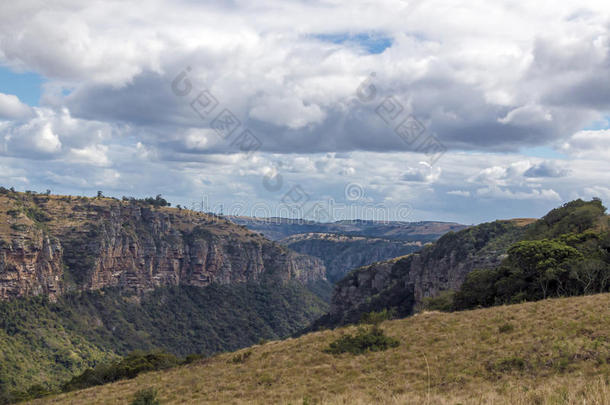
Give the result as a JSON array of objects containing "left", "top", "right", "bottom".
[
  {"left": 419, "top": 290, "right": 456, "bottom": 312},
  {"left": 359, "top": 308, "right": 394, "bottom": 325},
  {"left": 130, "top": 388, "right": 160, "bottom": 405},
  {"left": 122, "top": 195, "right": 171, "bottom": 207},
  {"left": 450, "top": 201, "right": 609, "bottom": 311},
  {"left": 525, "top": 198, "right": 607, "bottom": 239},
  {"left": 324, "top": 325, "right": 399, "bottom": 355},
  {"left": 325, "top": 310, "right": 399, "bottom": 355},
  {"left": 61, "top": 351, "right": 182, "bottom": 392},
  {"left": 0, "top": 282, "right": 327, "bottom": 402}
]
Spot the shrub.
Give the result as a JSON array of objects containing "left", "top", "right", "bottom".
[
  {"left": 130, "top": 388, "right": 160, "bottom": 405},
  {"left": 420, "top": 290, "right": 456, "bottom": 312},
  {"left": 360, "top": 309, "right": 394, "bottom": 326},
  {"left": 61, "top": 351, "right": 181, "bottom": 392},
  {"left": 324, "top": 326, "right": 399, "bottom": 355}
]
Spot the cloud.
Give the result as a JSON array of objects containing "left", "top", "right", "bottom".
[
  {"left": 0, "top": 1, "right": 609, "bottom": 224},
  {"left": 0, "top": 93, "right": 34, "bottom": 119},
  {"left": 561, "top": 129, "right": 610, "bottom": 158},
  {"left": 447, "top": 190, "right": 470, "bottom": 197},
  {"left": 0, "top": 107, "right": 115, "bottom": 159},
  {"left": 0, "top": 0, "right": 608, "bottom": 156},
  {"left": 476, "top": 186, "right": 561, "bottom": 201},
  {"left": 524, "top": 161, "right": 569, "bottom": 178},
  {"left": 401, "top": 163, "right": 441, "bottom": 183}
]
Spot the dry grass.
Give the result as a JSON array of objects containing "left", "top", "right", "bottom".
[
  {"left": 0, "top": 193, "right": 253, "bottom": 243},
  {"left": 29, "top": 294, "right": 610, "bottom": 405},
  {"left": 507, "top": 218, "right": 538, "bottom": 227}
]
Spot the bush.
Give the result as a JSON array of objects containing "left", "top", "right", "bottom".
[
  {"left": 122, "top": 195, "right": 170, "bottom": 207},
  {"left": 360, "top": 309, "right": 394, "bottom": 326},
  {"left": 324, "top": 326, "right": 399, "bottom": 355},
  {"left": 61, "top": 351, "right": 181, "bottom": 392},
  {"left": 130, "top": 388, "right": 160, "bottom": 405},
  {"left": 420, "top": 290, "right": 455, "bottom": 312}
]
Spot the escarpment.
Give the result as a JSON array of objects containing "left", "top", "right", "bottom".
[
  {"left": 0, "top": 191, "right": 326, "bottom": 300},
  {"left": 315, "top": 220, "right": 531, "bottom": 327}
]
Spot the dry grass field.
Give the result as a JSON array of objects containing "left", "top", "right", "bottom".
[{"left": 29, "top": 293, "right": 610, "bottom": 405}]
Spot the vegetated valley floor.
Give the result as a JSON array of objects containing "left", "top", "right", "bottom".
[{"left": 29, "top": 294, "right": 610, "bottom": 405}]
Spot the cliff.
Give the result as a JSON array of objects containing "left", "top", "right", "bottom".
[
  {"left": 0, "top": 190, "right": 326, "bottom": 301},
  {"left": 280, "top": 233, "right": 423, "bottom": 282},
  {"left": 315, "top": 219, "right": 533, "bottom": 327}
]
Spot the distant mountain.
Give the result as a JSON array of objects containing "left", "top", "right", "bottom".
[
  {"left": 313, "top": 199, "right": 610, "bottom": 329},
  {"left": 228, "top": 216, "right": 466, "bottom": 242},
  {"left": 229, "top": 217, "right": 466, "bottom": 282}
]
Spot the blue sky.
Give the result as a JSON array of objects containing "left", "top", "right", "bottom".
[
  {"left": 314, "top": 33, "right": 393, "bottom": 54},
  {"left": 0, "top": 1, "right": 609, "bottom": 224},
  {"left": 0, "top": 66, "right": 43, "bottom": 106}
]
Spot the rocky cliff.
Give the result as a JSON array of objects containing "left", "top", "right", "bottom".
[
  {"left": 314, "top": 219, "right": 534, "bottom": 327},
  {"left": 0, "top": 190, "right": 326, "bottom": 301},
  {"left": 280, "top": 233, "right": 423, "bottom": 282}
]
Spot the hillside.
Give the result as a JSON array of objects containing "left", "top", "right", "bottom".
[
  {"left": 29, "top": 293, "right": 610, "bottom": 405},
  {"left": 229, "top": 216, "right": 466, "bottom": 241},
  {"left": 316, "top": 199, "right": 609, "bottom": 328},
  {"left": 0, "top": 189, "right": 332, "bottom": 399},
  {"left": 281, "top": 233, "right": 423, "bottom": 282}
]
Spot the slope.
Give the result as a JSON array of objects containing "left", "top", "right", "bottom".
[{"left": 29, "top": 293, "right": 610, "bottom": 405}]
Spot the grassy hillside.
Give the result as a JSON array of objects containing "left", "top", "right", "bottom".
[{"left": 30, "top": 293, "right": 610, "bottom": 405}]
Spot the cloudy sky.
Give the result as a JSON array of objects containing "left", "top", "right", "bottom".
[{"left": 0, "top": 0, "right": 609, "bottom": 224}]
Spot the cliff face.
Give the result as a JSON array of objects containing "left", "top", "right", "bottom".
[
  {"left": 280, "top": 233, "right": 422, "bottom": 283},
  {"left": 0, "top": 192, "right": 326, "bottom": 300},
  {"left": 316, "top": 220, "right": 531, "bottom": 327}
]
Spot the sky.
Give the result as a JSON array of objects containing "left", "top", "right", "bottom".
[{"left": 0, "top": 0, "right": 609, "bottom": 224}]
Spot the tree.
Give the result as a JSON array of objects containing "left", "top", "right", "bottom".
[
  {"left": 97, "top": 191, "right": 104, "bottom": 198},
  {"left": 506, "top": 240, "right": 582, "bottom": 299}
]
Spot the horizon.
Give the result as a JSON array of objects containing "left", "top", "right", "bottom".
[{"left": 4, "top": 185, "right": 603, "bottom": 227}]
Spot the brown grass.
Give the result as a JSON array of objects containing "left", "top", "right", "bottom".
[
  {"left": 29, "top": 293, "right": 610, "bottom": 405},
  {"left": 507, "top": 218, "right": 538, "bottom": 227}
]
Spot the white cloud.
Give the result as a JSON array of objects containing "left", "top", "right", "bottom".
[
  {"left": 67, "top": 144, "right": 110, "bottom": 166},
  {"left": 447, "top": 190, "right": 470, "bottom": 197},
  {"left": 476, "top": 186, "right": 561, "bottom": 201},
  {"left": 0, "top": 93, "right": 34, "bottom": 119}
]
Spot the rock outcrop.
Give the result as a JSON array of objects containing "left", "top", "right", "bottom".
[
  {"left": 0, "top": 191, "right": 326, "bottom": 300},
  {"left": 314, "top": 219, "right": 532, "bottom": 327}
]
